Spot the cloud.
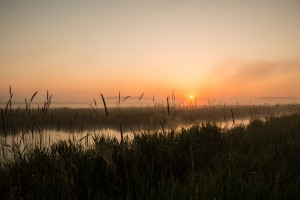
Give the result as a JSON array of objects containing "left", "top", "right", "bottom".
[
  {"left": 205, "top": 59, "right": 300, "bottom": 97},
  {"left": 213, "top": 59, "right": 300, "bottom": 81}
]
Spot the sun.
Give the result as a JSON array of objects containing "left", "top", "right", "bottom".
[{"left": 189, "top": 96, "right": 193, "bottom": 99}]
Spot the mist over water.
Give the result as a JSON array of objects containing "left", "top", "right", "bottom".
[
  {"left": 0, "top": 97, "right": 157, "bottom": 109},
  {"left": 1, "top": 91, "right": 299, "bottom": 161},
  {"left": 0, "top": 96, "right": 298, "bottom": 109},
  {"left": 0, "top": 118, "right": 250, "bottom": 161}
]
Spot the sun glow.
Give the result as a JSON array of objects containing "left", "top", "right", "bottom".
[{"left": 189, "top": 96, "right": 193, "bottom": 99}]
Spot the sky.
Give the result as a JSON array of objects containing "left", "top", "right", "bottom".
[{"left": 0, "top": 0, "right": 300, "bottom": 103}]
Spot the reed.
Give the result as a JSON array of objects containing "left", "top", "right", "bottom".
[
  {"left": 231, "top": 108, "right": 235, "bottom": 124},
  {"left": 1, "top": 114, "right": 300, "bottom": 199},
  {"left": 1, "top": 103, "right": 299, "bottom": 135},
  {"left": 30, "top": 91, "right": 38, "bottom": 103},
  {"left": 139, "top": 92, "right": 144, "bottom": 101},
  {"left": 0, "top": 108, "right": 6, "bottom": 137},
  {"left": 123, "top": 96, "right": 130, "bottom": 102},
  {"left": 166, "top": 96, "right": 170, "bottom": 115},
  {"left": 100, "top": 93, "right": 109, "bottom": 118}
]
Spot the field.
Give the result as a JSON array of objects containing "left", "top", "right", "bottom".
[
  {"left": 0, "top": 113, "right": 300, "bottom": 199},
  {"left": 1, "top": 97, "right": 299, "bottom": 134},
  {"left": 1, "top": 94, "right": 300, "bottom": 199}
]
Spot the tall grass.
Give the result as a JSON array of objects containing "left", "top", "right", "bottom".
[
  {"left": 100, "top": 93, "right": 109, "bottom": 118},
  {"left": 2, "top": 88, "right": 299, "bottom": 137},
  {"left": 1, "top": 114, "right": 300, "bottom": 199},
  {"left": 1, "top": 103, "right": 299, "bottom": 135},
  {"left": 1, "top": 88, "right": 300, "bottom": 199}
]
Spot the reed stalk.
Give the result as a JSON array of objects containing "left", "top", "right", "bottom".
[
  {"left": 139, "top": 92, "right": 144, "bottom": 101},
  {"left": 100, "top": 93, "right": 108, "bottom": 118},
  {"left": 231, "top": 108, "right": 235, "bottom": 124},
  {"left": 123, "top": 96, "right": 130, "bottom": 102}
]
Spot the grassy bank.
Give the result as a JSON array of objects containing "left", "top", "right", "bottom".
[
  {"left": 1, "top": 89, "right": 299, "bottom": 135},
  {"left": 1, "top": 103, "right": 299, "bottom": 134},
  {"left": 1, "top": 114, "right": 300, "bottom": 199}
]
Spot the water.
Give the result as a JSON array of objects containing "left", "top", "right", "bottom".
[
  {"left": 0, "top": 128, "right": 132, "bottom": 162},
  {"left": 0, "top": 118, "right": 251, "bottom": 162},
  {"left": 1, "top": 95, "right": 298, "bottom": 162}
]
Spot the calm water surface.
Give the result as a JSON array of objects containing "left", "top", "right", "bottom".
[{"left": 0, "top": 119, "right": 249, "bottom": 161}]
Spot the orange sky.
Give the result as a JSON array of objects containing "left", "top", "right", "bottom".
[{"left": 0, "top": 0, "right": 300, "bottom": 102}]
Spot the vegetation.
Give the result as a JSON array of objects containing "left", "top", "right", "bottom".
[
  {"left": 1, "top": 89, "right": 299, "bottom": 135},
  {"left": 1, "top": 114, "right": 300, "bottom": 199},
  {"left": 1, "top": 90, "right": 300, "bottom": 199},
  {"left": 1, "top": 103, "right": 299, "bottom": 134}
]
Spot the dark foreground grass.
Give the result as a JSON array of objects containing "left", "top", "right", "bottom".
[{"left": 1, "top": 114, "right": 300, "bottom": 199}]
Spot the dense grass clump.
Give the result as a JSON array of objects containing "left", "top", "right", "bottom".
[{"left": 1, "top": 114, "right": 300, "bottom": 199}]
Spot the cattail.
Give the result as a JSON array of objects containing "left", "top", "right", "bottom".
[
  {"left": 166, "top": 96, "right": 170, "bottom": 115},
  {"left": 5, "top": 101, "right": 9, "bottom": 114},
  {"left": 123, "top": 96, "right": 130, "bottom": 102},
  {"left": 231, "top": 108, "right": 235, "bottom": 124},
  {"left": 16, "top": 106, "right": 20, "bottom": 114},
  {"left": 100, "top": 93, "right": 108, "bottom": 118},
  {"left": 9, "top": 99, "right": 11, "bottom": 110},
  {"left": 48, "top": 94, "right": 52, "bottom": 102},
  {"left": 30, "top": 91, "right": 38, "bottom": 103},
  {"left": 1, "top": 108, "right": 6, "bottom": 137},
  {"left": 139, "top": 92, "right": 144, "bottom": 101},
  {"left": 119, "top": 123, "right": 123, "bottom": 144}
]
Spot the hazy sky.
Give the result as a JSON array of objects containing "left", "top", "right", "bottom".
[{"left": 1, "top": 0, "right": 300, "bottom": 102}]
